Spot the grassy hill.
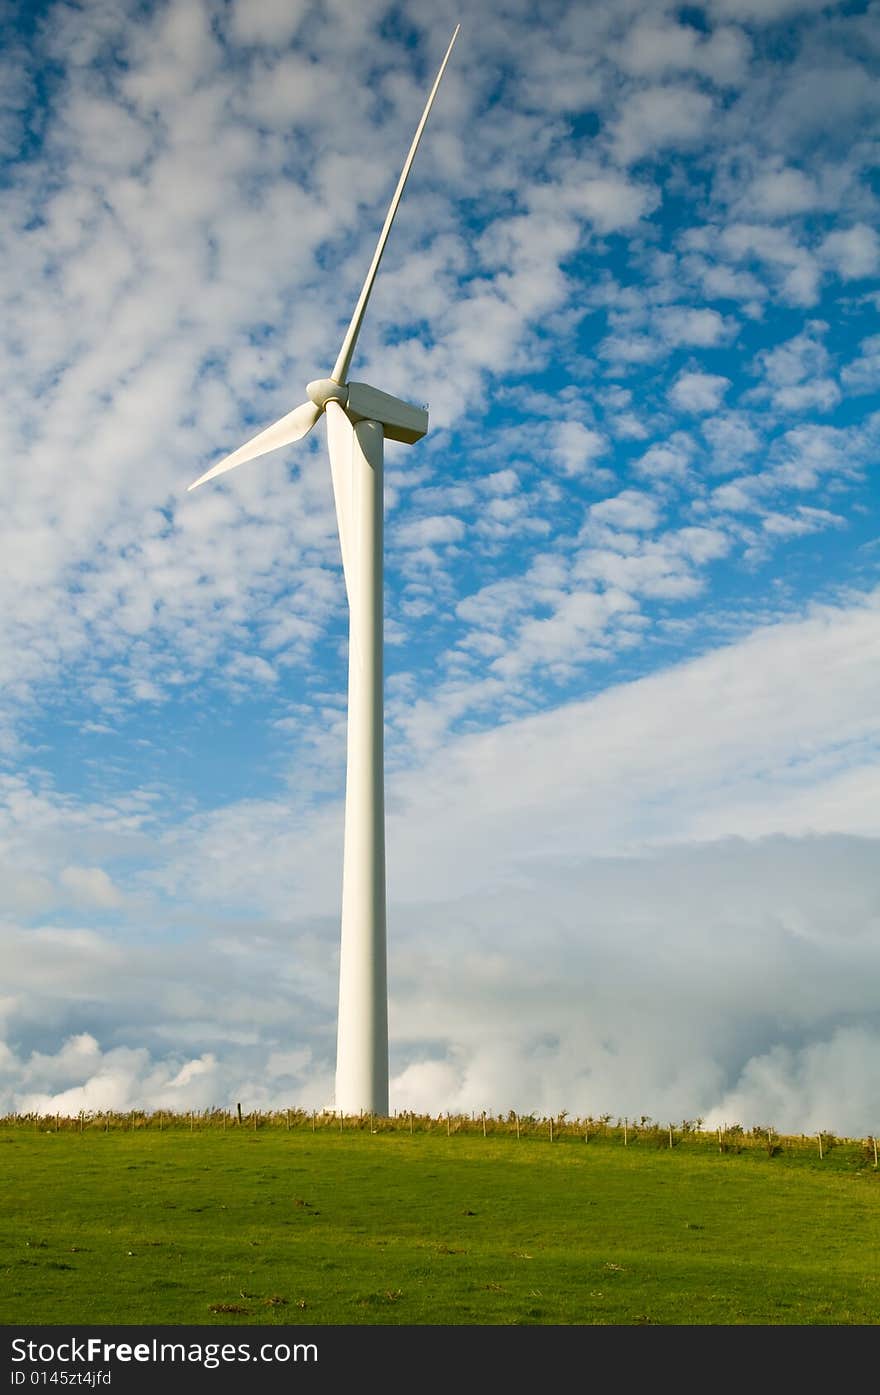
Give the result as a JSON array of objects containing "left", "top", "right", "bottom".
[{"left": 3, "top": 1114, "right": 878, "bottom": 1325}]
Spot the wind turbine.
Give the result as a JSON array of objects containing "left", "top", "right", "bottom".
[{"left": 188, "top": 26, "right": 460, "bottom": 1116}]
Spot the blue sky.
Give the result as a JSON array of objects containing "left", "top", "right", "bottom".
[{"left": 1, "top": 0, "right": 879, "bottom": 1131}]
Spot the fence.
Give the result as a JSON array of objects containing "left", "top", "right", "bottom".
[{"left": 1, "top": 1108, "right": 877, "bottom": 1166}]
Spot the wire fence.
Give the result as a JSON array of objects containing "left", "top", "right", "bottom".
[{"left": 1, "top": 1107, "right": 877, "bottom": 1166}]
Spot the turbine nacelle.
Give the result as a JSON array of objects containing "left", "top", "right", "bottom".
[
  {"left": 308, "top": 378, "right": 429, "bottom": 445},
  {"left": 345, "top": 382, "right": 428, "bottom": 444}
]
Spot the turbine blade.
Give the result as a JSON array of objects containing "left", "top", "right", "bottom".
[
  {"left": 188, "top": 399, "right": 322, "bottom": 491},
  {"left": 330, "top": 23, "right": 460, "bottom": 386}
]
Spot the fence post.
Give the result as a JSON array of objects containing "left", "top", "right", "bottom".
[
  {"left": 623, "top": 1118, "right": 628, "bottom": 1147},
  {"left": 668, "top": 1125, "right": 673, "bottom": 1149},
  {"left": 817, "top": 1133, "right": 823, "bottom": 1159},
  {"left": 515, "top": 1113, "right": 520, "bottom": 1140},
  {"left": 873, "top": 1136, "right": 878, "bottom": 1168},
  {"left": 549, "top": 1117, "right": 553, "bottom": 1143}
]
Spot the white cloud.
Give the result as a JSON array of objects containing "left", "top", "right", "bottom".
[
  {"left": 551, "top": 420, "right": 609, "bottom": 477},
  {"left": 574, "top": 526, "right": 729, "bottom": 600},
  {"left": 482, "top": 468, "right": 519, "bottom": 496},
  {"left": 59, "top": 866, "right": 124, "bottom": 909},
  {"left": 707, "top": 223, "right": 821, "bottom": 306},
  {"left": 683, "top": 251, "right": 767, "bottom": 311},
  {"left": 516, "top": 39, "right": 604, "bottom": 116},
  {"left": 756, "top": 322, "right": 829, "bottom": 385},
  {"left": 669, "top": 370, "right": 730, "bottom": 413},
  {"left": 742, "top": 163, "right": 820, "bottom": 218},
  {"left": 752, "top": 322, "right": 840, "bottom": 413},
  {"left": 704, "top": 1028, "right": 880, "bottom": 1135},
  {"left": 229, "top": 0, "right": 308, "bottom": 46},
  {"left": 597, "top": 331, "right": 663, "bottom": 366},
  {"left": 610, "top": 85, "right": 715, "bottom": 165},
  {"left": 487, "top": 586, "right": 638, "bottom": 679},
  {"left": 820, "top": 224, "right": 880, "bottom": 281},
  {"left": 842, "top": 334, "right": 880, "bottom": 396},
  {"left": 760, "top": 505, "right": 845, "bottom": 538},
  {"left": 244, "top": 51, "right": 332, "bottom": 126},
  {"left": 226, "top": 653, "right": 279, "bottom": 686},
  {"left": 632, "top": 432, "right": 694, "bottom": 482},
  {"left": 710, "top": 414, "right": 873, "bottom": 511},
  {"left": 770, "top": 422, "right": 864, "bottom": 490},
  {"left": 701, "top": 412, "right": 761, "bottom": 472},
  {"left": 395, "top": 514, "right": 466, "bottom": 548},
  {"left": 392, "top": 588, "right": 880, "bottom": 881},
  {"left": 770, "top": 379, "right": 841, "bottom": 413},
  {"left": 4, "top": 1035, "right": 272, "bottom": 1116},
  {"left": 617, "top": 18, "right": 750, "bottom": 87},
  {"left": 588, "top": 490, "right": 662, "bottom": 533},
  {"left": 710, "top": 475, "right": 764, "bottom": 513},
  {"left": 655, "top": 307, "right": 731, "bottom": 347},
  {"left": 559, "top": 172, "right": 659, "bottom": 233}
]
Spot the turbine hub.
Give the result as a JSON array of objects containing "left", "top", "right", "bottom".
[{"left": 307, "top": 378, "right": 348, "bottom": 410}]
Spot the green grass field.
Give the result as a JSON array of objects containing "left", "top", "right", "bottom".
[{"left": 3, "top": 1118, "right": 879, "bottom": 1325}]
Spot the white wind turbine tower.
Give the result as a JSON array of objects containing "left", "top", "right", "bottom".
[{"left": 189, "top": 26, "right": 460, "bottom": 1116}]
